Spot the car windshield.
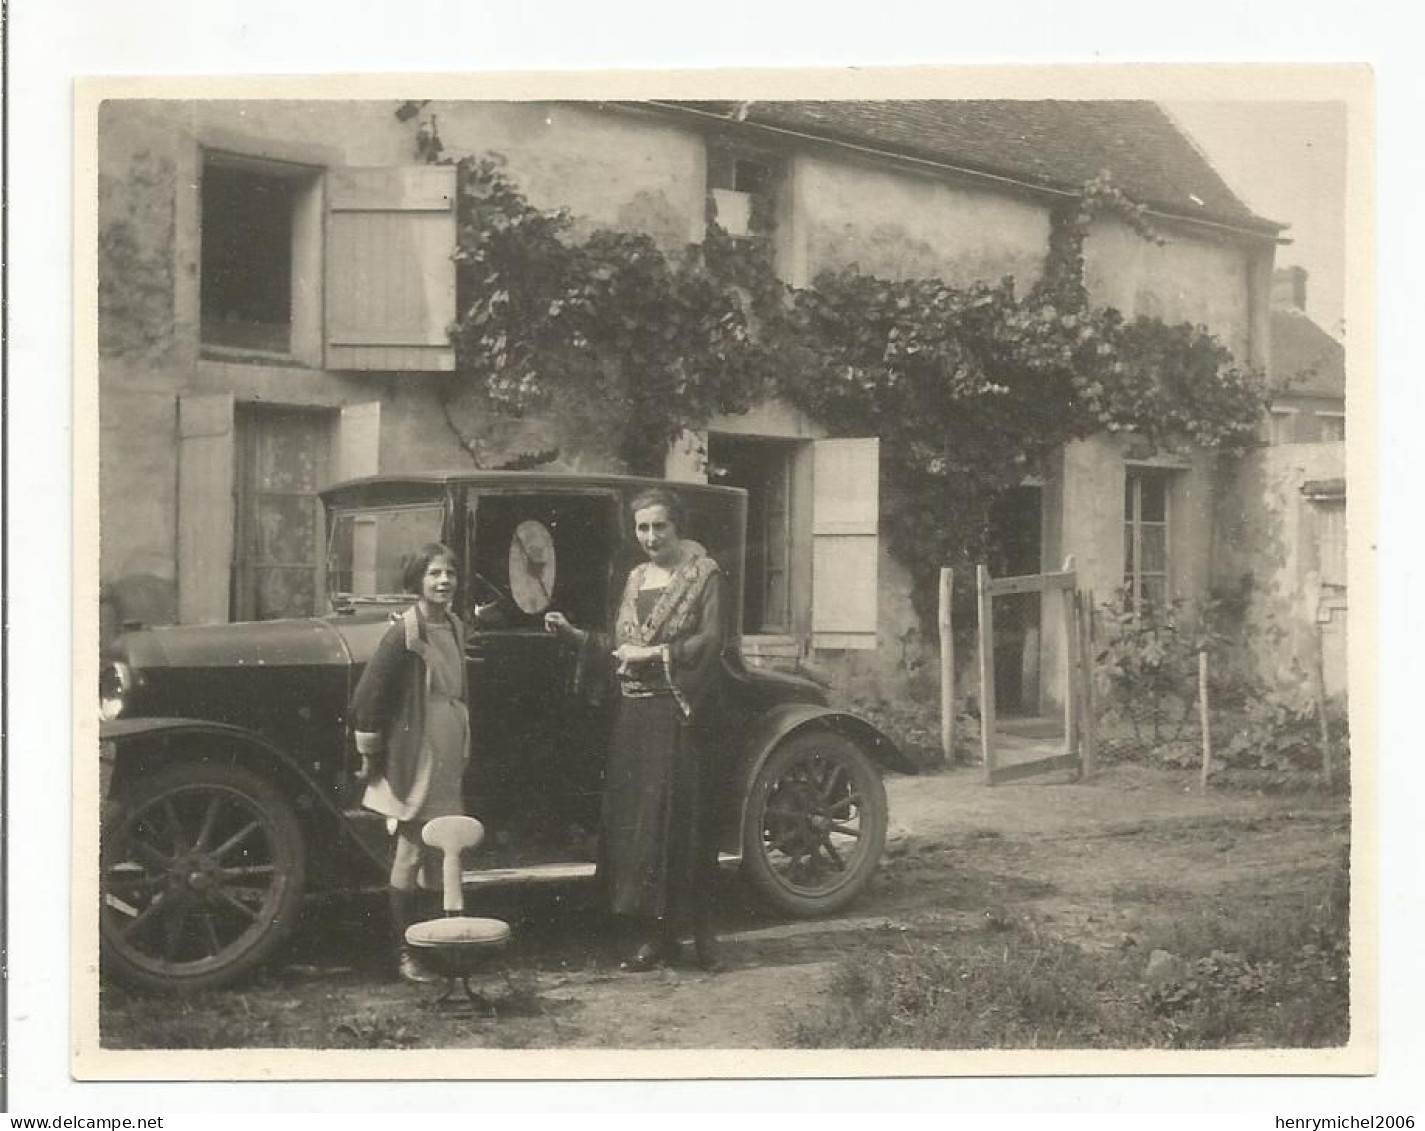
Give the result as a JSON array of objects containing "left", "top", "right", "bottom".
[{"left": 326, "top": 504, "right": 445, "bottom": 604}]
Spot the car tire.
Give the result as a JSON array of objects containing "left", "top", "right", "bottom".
[
  {"left": 740, "top": 729, "right": 888, "bottom": 917},
  {"left": 100, "top": 760, "right": 307, "bottom": 993}
]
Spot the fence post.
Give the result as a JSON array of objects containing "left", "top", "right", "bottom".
[
  {"left": 1060, "top": 556, "right": 1077, "bottom": 761},
  {"left": 1198, "top": 647, "right": 1212, "bottom": 789},
  {"left": 977, "top": 565, "right": 997, "bottom": 783},
  {"left": 1313, "top": 622, "right": 1334, "bottom": 788},
  {"left": 1077, "top": 589, "right": 1097, "bottom": 779},
  {"left": 939, "top": 567, "right": 955, "bottom": 764}
]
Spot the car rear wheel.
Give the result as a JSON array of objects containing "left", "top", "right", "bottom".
[
  {"left": 741, "top": 729, "right": 888, "bottom": 917},
  {"left": 101, "top": 761, "right": 307, "bottom": 993}
]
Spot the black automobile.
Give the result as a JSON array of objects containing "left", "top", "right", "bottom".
[{"left": 98, "top": 472, "right": 911, "bottom": 992}]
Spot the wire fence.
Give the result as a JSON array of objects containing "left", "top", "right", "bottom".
[{"left": 1087, "top": 600, "right": 1348, "bottom": 788}]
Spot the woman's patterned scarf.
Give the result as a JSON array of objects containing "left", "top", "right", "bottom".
[
  {"left": 609, "top": 544, "right": 720, "bottom": 715},
  {"left": 615, "top": 542, "right": 720, "bottom": 647}
]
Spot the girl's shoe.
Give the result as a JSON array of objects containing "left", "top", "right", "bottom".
[{"left": 398, "top": 946, "right": 441, "bottom": 984}]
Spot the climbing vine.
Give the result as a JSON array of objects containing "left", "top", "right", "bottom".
[
  {"left": 439, "top": 145, "right": 1268, "bottom": 628},
  {"left": 446, "top": 154, "right": 782, "bottom": 471}
]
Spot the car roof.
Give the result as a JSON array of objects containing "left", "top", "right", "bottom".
[{"left": 320, "top": 470, "right": 746, "bottom": 501}]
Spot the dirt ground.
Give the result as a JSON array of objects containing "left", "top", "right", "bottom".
[{"left": 100, "top": 763, "right": 1350, "bottom": 1050}]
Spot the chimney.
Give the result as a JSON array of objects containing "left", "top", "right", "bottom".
[{"left": 1272, "top": 265, "right": 1309, "bottom": 311}]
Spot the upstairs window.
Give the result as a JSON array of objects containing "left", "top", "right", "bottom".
[
  {"left": 199, "top": 155, "right": 455, "bottom": 371},
  {"left": 201, "top": 155, "right": 320, "bottom": 358},
  {"left": 706, "top": 147, "right": 778, "bottom": 240},
  {"left": 1124, "top": 470, "right": 1170, "bottom": 612},
  {"left": 1267, "top": 407, "right": 1299, "bottom": 445},
  {"left": 1317, "top": 411, "right": 1346, "bottom": 442}
]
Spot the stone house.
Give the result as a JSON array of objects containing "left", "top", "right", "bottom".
[{"left": 96, "top": 97, "right": 1283, "bottom": 708}]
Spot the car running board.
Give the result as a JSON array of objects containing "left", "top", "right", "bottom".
[{"left": 459, "top": 852, "right": 741, "bottom": 889}]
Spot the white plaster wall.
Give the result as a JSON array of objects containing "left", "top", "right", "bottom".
[
  {"left": 1083, "top": 217, "right": 1255, "bottom": 363},
  {"left": 1215, "top": 442, "right": 1347, "bottom": 696},
  {"left": 795, "top": 153, "right": 1051, "bottom": 291},
  {"left": 190, "top": 100, "right": 707, "bottom": 250}
]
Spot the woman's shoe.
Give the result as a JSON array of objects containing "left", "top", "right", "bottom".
[
  {"left": 620, "top": 938, "right": 677, "bottom": 972},
  {"left": 692, "top": 929, "right": 722, "bottom": 973}
]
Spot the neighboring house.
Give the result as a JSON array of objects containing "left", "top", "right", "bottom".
[
  {"left": 1215, "top": 267, "right": 1347, "bottom": 698},
  {"left": 96, "top": 98, "right": 1282, "bottom": 708},
  {"left": 1264, "top": 266, "right": 1347, "bottom": 444}
]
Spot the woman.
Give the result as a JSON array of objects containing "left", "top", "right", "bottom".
[
  {"left": 545, "top": 488, "right": 726, "bottom": 972},
  {"left": 351, "top": 542, "right": 470, "bottom": 984}
]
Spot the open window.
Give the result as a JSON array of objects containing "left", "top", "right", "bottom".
[
  {"left": 707, "top": 433, "right": 880, "bottom": 656},
  {"left": 707, "top": 435, "right": 795, "bottom": 635},
  {"left": 200, "top": 153, "right": 322, "bottom": 364},
  {"left": 706, "top": 146, "right": 779, "bottom": 240}
]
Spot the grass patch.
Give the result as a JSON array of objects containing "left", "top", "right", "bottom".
[
  {"left": 785, "top": 849, "right": 1350, "bottom": 1049},
  {"left": 100, "top": 987, "right": 309, "bottom": 1049},
  {"left": 785, "top": 922, "right": 1141, "bottom": 1048}
]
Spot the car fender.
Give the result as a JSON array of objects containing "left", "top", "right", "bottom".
[
  {"left": 100, "top": 717, "right": 388, "bottom": 881},
  {"left": 730, "top": 701, "right": 914, "bottom": 847}
]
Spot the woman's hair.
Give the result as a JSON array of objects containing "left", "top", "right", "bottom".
[
  {"left": 628, "top": 487, "right": 687, "bottom": 535},
  {"left": 401, "top": 541, "right": 457, "bottom": 594}
]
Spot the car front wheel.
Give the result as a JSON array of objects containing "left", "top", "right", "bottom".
[
  {"left": 100, "top": 760, "right": 307, "bottom": 993},
  {"left": 741, "top": 729, "right": 888, "bottom": 917}
]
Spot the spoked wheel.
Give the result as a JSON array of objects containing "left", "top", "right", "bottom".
[
  {"left": 100, "top": 761, "right": 306, "bottom": 993},
  {"left": 741, "top": 730, "right": 888, "bottom": 916}
]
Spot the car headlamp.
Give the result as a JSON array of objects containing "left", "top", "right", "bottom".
[{"left": 99, "top": 659, "right": 133, "bottom": 722}]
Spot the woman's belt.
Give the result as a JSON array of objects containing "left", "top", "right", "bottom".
[{"left": 617, "top": 667, "right": 672, "bottom": 699}]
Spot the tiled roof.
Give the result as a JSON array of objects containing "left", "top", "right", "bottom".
[
  {"left": 662, "top": 100, "right": 1281, "bottom": 235},
  {"left": 1271, "top": 309, "right": 1346, "bottom": 398}
]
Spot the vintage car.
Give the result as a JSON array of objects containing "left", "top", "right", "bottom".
[{"left": 98, "top": 471, "right": 912, "bottom": 992}]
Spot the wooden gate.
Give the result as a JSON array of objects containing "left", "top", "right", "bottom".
[{"left": 976, "top": 557, "right": 1097, "bottom": 785}]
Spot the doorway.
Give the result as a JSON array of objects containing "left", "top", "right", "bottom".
[
  {"left": 989, "top": 485, "right": 1044, "bottom": 716},
  {"left": 706, "top": 434, "right": 796, "bottom": 635}
]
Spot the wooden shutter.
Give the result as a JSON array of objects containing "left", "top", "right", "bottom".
[
  {"left": 177, "top": 393, "right": 236, "bottom": 624},
  {"left": 336, "top": 401, "right": 382, "bottom": 482},
  {"left": 811, "top": 437, "right": 880, "bottom": 650},
  {"left": 1315, "top": 499, "right": 1347, "bottom": 588},
  {"left": 326, "top": 166, "right": 457, "bottom": 372}
]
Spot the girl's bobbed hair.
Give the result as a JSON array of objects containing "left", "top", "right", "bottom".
[{"left": 402, "top": 542, "right": 457, "bottom": 594}]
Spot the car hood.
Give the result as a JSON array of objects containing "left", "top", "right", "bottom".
[{"left": 115, "top": 608, "right": 404, "bottom": 671}]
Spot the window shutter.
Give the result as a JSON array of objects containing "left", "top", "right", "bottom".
[
  {"left": 811, "top": 437, "right": 880, "bottom": 650},
  {"left": 1315, "top": 499, "right": 1347, "bottom": 587},
  {"left": 177, "top": 393, "right": 236, "bottom": 624},
  {"left": 336, "top": 402, "right": 382, "bottom": 482},
  {"left": 325, "top": 167, "right": 457, "bottom": 372}
]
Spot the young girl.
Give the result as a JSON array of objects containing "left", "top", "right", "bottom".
[{"left": 351, "top": 542, "right": 470, "bottom": 983}]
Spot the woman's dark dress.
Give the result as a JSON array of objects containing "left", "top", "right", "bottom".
[{"left": 590, "top": 557, "right": 726, "bottom": 929}]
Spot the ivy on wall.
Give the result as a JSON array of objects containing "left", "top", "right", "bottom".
[{"left": 440, "top": 145, "right": 1268, "bottom": 630}]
